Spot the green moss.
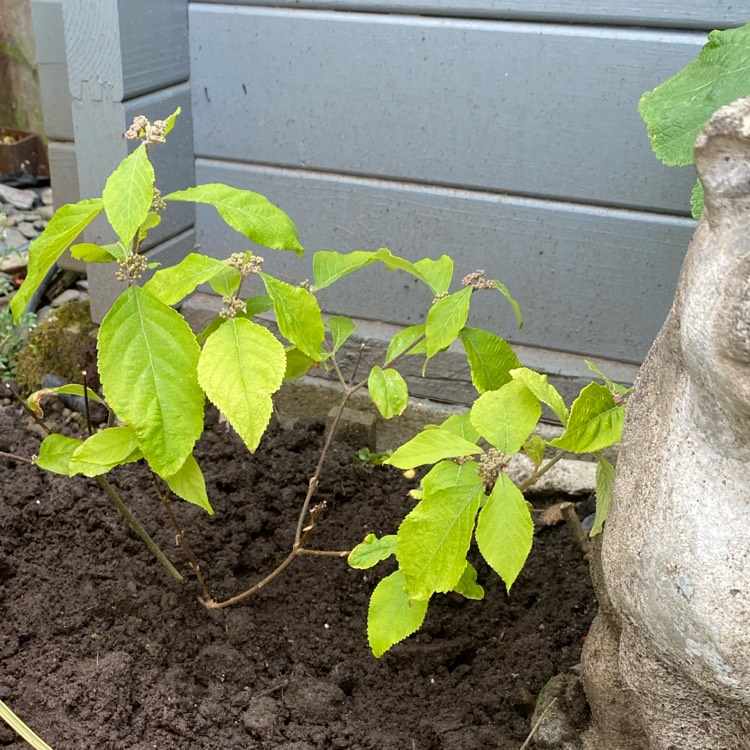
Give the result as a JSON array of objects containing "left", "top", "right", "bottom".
[{"left": 16, "top": 300, "right": 99, "bottom": 394}]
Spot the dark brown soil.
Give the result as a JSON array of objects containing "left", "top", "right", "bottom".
[{"left": 0, "top": 402, "right": 596, "bottom": 750}]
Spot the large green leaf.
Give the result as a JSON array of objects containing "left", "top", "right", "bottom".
[
  {"left": 312, "top": 248, "right": 453, "bottom": 294},
  {"left": 68, "top": 426, "right": 142, "bottom": 477},
  {"left": 639, "top": 22, "right": 750, "bottom": 169},
  {"left": 368, "top": 366, "right": 409, "bottom": 419},
  {"left": 143, "top": 253, "right": 226, "bottom": 306},
  {"left": 102, "top": 143, "right": 155, "bottom": 245},
  {"left": 198, "top": 317, "right": 286, "bottom": 452},
  {"left": 70, "top": 242, "right": 123, "bottom": 263},
  {"left": 509, "top": 367, "right": 569, "bottom": 426},
  {"left": 164, "top": 184, "right": 303, "bottom": 254},
  {"left": 368, "top": 571, "right": 430, "bottom": 658},
  {"left": 386, "top": 427, "right": 481, "bottom": 469},
  {"left": 348, "top": 533, "right": 398, "bottom": 569},
  {"left": 165, "top": 454, "right": 213, "bottom": 514},
  {"left": 425, "top": 286, "right": 473, "bottom": 358},
  {"left": 261, "top": 274, "right": 325, "bottom": 361},
  {"left": 34, "top": 434, "right": 83, "bottom": 475},
  {"left": 550, "top": 382, "right": 625, "bottom": 453},
  {"left": 396, "top": 461, "right": 484, "bottom": 600},
  {"left": 469, "top": 380, "right": 541, "bottom": 455},
  {"left": 460, "top": 327, "right": 520, "bottom": 393},
  {"left": 437, "top": 412, "right": 480, "bottom": 444},
  {"left": 98, "top": 286, "right": 205, "bottom": 478},
  {"left": 11, "top": 198, "right": 103, "bottom": 320},
  {"left": 475, "top": 473, "right": 533, "bottom": 591},
  {"left": 591, "top": 454, "right": 615, "bottom": 537}
]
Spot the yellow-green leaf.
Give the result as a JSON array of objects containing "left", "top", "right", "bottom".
[
  {"left": 591, "top": 454, "right": 615, "bottom": 537},
  {"left": 368, "top": 366, "right": 409, "bottom": 419},
  {"left": 69, "top": 426, "right": 142, "bottom": 477},
  {"left": 386, "top": 427, "right": 481, "bottom": 470},
  {"left": 143, "top": 252, "right": 226, "bottom": 306},
  {"left": 34, "top": 434, "right": 83, "bottom": 475},
  {"left": 348, "top": 533, "right": 398, "bottom": 569},
  {"left": 165, "top": 454, "right": 213, "bottom": 514},
  {"left": 460, "top": 327, "right": 520, "bottom": 393},
  {"left": 454, "top": 561, "right": 485, "bottom": 600},
  {"left": 198, "top": 317, "right": 286, "bottom": 452},
  {"left": 425, "top": 286, "right": 472, "bottom": 358},
  {"left": 510, "top": 367, "right": 569, "bottom": 426}
]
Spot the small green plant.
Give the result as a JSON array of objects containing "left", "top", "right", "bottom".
[
  {"left": 7, "top": 110, "right": 625, "bottom": 656},
  {"left": 639, "top": 19, "right": 750, "bottom": 217},
  {"left": 0, "top": 274, "right": 36, "bottom": 382}
]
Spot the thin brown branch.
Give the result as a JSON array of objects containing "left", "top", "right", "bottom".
[
  {"left": 298, "top": 548, "right": 350, "bottom": 558},
  {"left": 81, "top": 370, "right": 93, "bottom": 437},
  {"left": 0, "top": 450, "right": 33, "bottom": 464},
  {"left": 519, "top": 450, "right": 567, "bottom": 492},
  {"left": 153, "top": 475, "right": 212, "bottom": 600},
  {"left": 519, "top": 697, "right": 557, "bottom": 750},
  {"left": 560, "top": 501, "right": 591, "bottom": 556}
]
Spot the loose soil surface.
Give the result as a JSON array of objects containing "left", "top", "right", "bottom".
[{"left": 0, "top": 403, "right": 596, "bottom": 750}]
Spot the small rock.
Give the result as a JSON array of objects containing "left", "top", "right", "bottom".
[
  {"left": 17, "top": 211, "right": 41, "bottom": 222},
  {"left": 75, "top": 278, "right": 89, "bottom": 291},
  {"left": 33, "top": 220, "right": 47, "bottom": 232},
  {"left": 0, "top": 184, "right": 36, "bottom": 211},
  {"left": 35, "top": 305, "right": 53, "bottom": 324},
  {"left": 50, "top": 289, "right": 86, "bottom": 307},
  {"left": 37, "top": 205, "right": 54, "bottom": 220},
  {"left": 530, "top": 672, "right": 588, "bottom": 749},
  {"left": 17, "top": 222, "right": 39, "bottom": 240},
  {"left": 1, "top": 227, "right": 26, "bottom": 249},
  {"left": 41, "top": 187, "right": 53, "bottom": 206}
]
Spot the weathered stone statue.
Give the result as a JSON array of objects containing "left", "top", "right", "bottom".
[{"left": 581, "top": 97, "right": 750, "bottom": 750}]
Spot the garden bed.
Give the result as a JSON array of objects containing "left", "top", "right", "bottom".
[{"left": 0, "top": 404, "right": 595, "bottom": 749}]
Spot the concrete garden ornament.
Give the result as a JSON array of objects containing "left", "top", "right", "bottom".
[{"left": 582, "top": 96, "right": 750, "bottom": 750}]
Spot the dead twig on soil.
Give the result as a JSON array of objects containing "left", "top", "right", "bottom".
[
  {"left": 560, "top": 502, "right": 591, "bottom": 556},
  {"left": 519, "top": 696, "right": 557, "bottom": 750}
]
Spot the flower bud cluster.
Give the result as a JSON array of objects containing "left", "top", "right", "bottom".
[
  {"left": 150, "top": 188, "right": 167, "bottom": 213},
  {"left": 432, "top": 291, "right": 448, "bottom": 304},
  {"left": 116, "top": 254, "right": 149, "bottom": 283},
  {"left": 228, "top": 252, "right": 264, "bottom": 276},
  {"left": 125, "top": 115, "right": 168, "bottom": 145},
  {"left": 219, "top": 296, "right": 247, "bottom": 319},
  {"left": 462, "top": 269, "right": 498, "bottom": 290},
  {"left": 478, "top": 447, "right": 511, "bottom": 484}
]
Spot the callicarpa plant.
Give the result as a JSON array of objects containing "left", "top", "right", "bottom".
[{"left": 5, "top": 109, "right": 626, "bottom": 657}]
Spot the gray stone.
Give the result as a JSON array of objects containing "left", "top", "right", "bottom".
[
  {"left": 0, "top": 184, "right": 35, "bottom": 211},
  {"left": 50, "top": 289, "right": 87, "bottom": 307},
  {"left": 582, "top": 97, "right": 750, "bottom": 749},
  {"left": 40, "top": 187, "right": 53, "bottom": 206},
  {"left": 16, "top": 222, "right": 39, "bottom": 240},
  {"left": 1, "top": 227, "right": 26, "bottom": 250},
  {"left": 37, "top": 204, "right": 54, "bottom": 220},
  {"left": 531, "top": 672, "right": 588, "bottom": 748},
  {"left": 506, "top": 453, "right": 596, "bottom": 496}
]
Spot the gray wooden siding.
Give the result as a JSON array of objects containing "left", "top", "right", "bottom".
[
  {"left": 187, "top": 3, "right": 712, "bottom": 366},
  {"left": 195, "top": 1, "right": 747, "bottom": 31}
]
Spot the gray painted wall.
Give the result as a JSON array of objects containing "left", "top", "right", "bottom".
[{"left": 34, "top": 1, "right": 743, "bottom": 401}]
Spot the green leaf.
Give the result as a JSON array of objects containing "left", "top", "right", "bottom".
[
  {"left": 691, "top": 179, "right": 705, "bottom": 219},
  {"left": 639, "top": 22, "right": 750, "bottom": 168},
  {"left": 69, "top": 426, "right": 142, "bottom": 477},
  {"left": 70, "top": 242, "right": 120, "bottom": 263},
  {"left": 164, "top": 184, "right": 303, "bottom": 254},
  {"left": 368, "top": 571, "right": 429, "bottom": 658},
  {"left": 386, "top": 427, "right": 481, "bottom": 469},
  {"left": 207, "top": 265, "right": 242, "bottom": 297},
  {"left": 28, "top": 384, "right": 104, "bottom": 415},
  {"left": 196, "top": 297, "right": 275, "bottom": 345},
  {"left": 143, "top": 253, "right": 226, "bottom": 306},
  {"left": 591, "top": 454, "right": 615, "bottom": 537},
  {"left": 470, "top": 380, "right": 541, "bottom": 455},
  {"left": 98, "top": 286, "right": 205, "bottom": 478},
  {"left": 283, "top": 347, "right": 317, "bottom": 381},
  {"left": 509, "top": 367, "right": 569, "bottom": 426},
  {"left": 102, "top": 143, "right": 155, "bottom": 245},
  {"left": 312, "top": 248, "right": 453, "bottom": 294},
  {"left": 261, "top": 274, "right": 325, "bottom": 361},
  {"left": 522, "top": 434, "right": 546, "bottom": 468},
  {"left": 396, "top": 461, "right": 484, "bottom": 600},
  {"left": 385, "top": 325, "right": 427, "bottom": 362},
  {"left": 425, "top": 286, "right": 473, "bottom": 358},
  {"left": 326, "top": 315, "right": 356, "bottom": 354},
  {"left": 475, "top": 473, "right": 533, "bottom": 591},
  {"left": 348, "top": 533, "right": 398, "bottom": 569},
  {"left": 34, "top": 434, "right": 83, "bottom": 475},
  {"left": 550, "top": 382, "right": 625, "bottom": 453},
  {"left": 11, "top": 198, "right": 103, "bottom": 321},
  {"left": 459, "top": 327, "right": 520, "bottom": 393},
  {"left": 437, "top": 412, "right": 480, "bottom": 444},
  {"left": 162, "top": 105, "right": 182, "bottom": 136},
  {"left": 492, "top": 280, "right": 523, "bottom": 329},
  {"left": 368, "top": 366, "right": 409, "bottom": 420},
  {"left": 454, "top": 561, "right": 485, "bottom": 600},
  {"left": 165, "top": 454, "right": 213, "bottom": 514},
  {"left": 584, "top": 360, "right": 631, "bottom": 396},
  {"left": 198, "top": 317, "right": 286, "bottom": 452},
  {"left": 138, "top": 211, "right": 161, "bottom": 240}
]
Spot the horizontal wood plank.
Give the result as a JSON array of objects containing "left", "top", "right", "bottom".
[
  {"left": 194, "top": 159, "right": 694, "bottom": 364},
  {"left": 190, "top": 6, "right": 704, "bottom": 214},
  {"left": 192, "top": 1, "right": 748, "bottom": 31}
]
